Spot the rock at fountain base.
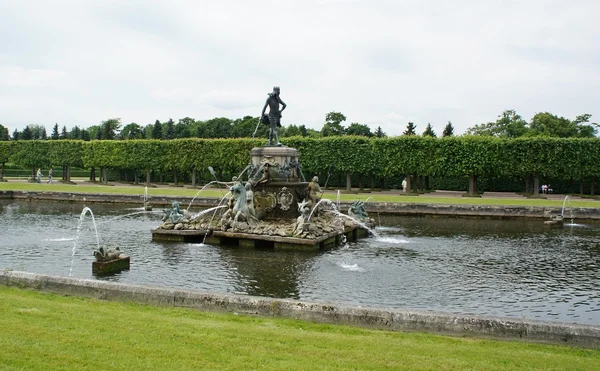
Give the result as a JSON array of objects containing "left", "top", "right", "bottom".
[
  {"left": 92, "top": 255, "right": 130, "bottom": 274},
  {"left": 543, "top": 220, "right": 564, "bottom": 228},
  {"left": 152, "top": 226, "right": 371, "bottom": 251}
]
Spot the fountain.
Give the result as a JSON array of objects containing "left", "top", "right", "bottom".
[
  {"left": 152, "top": 145, "right": 375, "bottom": 250},
  {"left": 143, "top": 186, "right": 152, "bottom": 211},
  {"left": 70, "top": 206, "right": 130, "bottom": 275},
  {"left": 152, "top": 87, "right": 374, "bottom": 249},
  {"left": 544, "top": 195, "right": 575, "bottom": 228}
]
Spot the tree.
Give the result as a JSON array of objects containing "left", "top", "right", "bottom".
[
  {"left": 346, "top": 123, "right": 373, "bottom": 137},
  {"left": 94, "top": 126, "right": 102, "bottom": 140},
  {"left": 20, "top": 126, "right": 33, "bottom": 140},
  {"left": 175, "top": 117, "right": 195, "bottom": 138},
  {"left": 120, "top": 123, "right": 144, "bottom": 140},
  {"left": 152, "top": 120, "right": 163, "bottom": 139},
  {"left": 422, "top": 123, "right": 436, "bottom": 137},
  {"left": 572, "top": 113, "right": 597, "bottom": 137},
  {"left": 442, "top": 121, "right": 454, "bottom": 137},
  {"left": 164, "top": 118, "right": 175, "bottom": 139},
  {"left": 282, "top": 124, "right": 302, "bottom": 137},
  {"left": 197, "top": 117, "right": 232, "bottom": 138},
  {"left": 27, "top": 124, "right": 47, "bottom": 140},
  {"left": 374, "top": 126, "right": 386, "bottom": 138},
  {"left": 299, "top": 124, "right": 308, "bottom": 137},
  {"left": 81, "top": 129, "right": 90, "bottom": 141},
  {"left": 69, "top": 125, "right": 82, "bottom": 140},
  {"left": 60, "top": 125, "right": 68, "bottom": 139},
  {"left": 101, "top": 118, "right": 121, "bottom": 140},
  {"left": 12, "top": 129, "right": 19, "bottom": 140},
  {"left": 0, "top": 125, "right": 9, "bottom": 141},
  {"left": 51, "top": 123, "right": 60, "bottom": 140},
  {"left": 466, "top": 110, "right": 528, "bottom": 138},
  {"left": 403, "top": 122, "right": 417, "bottom": 136},
  {"left": 321, "top": 111, "right": 346, "bottom": 136}
]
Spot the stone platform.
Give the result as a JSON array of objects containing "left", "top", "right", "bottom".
[
  {"left": 151, "top": 225, "right": 370, "bottom": 250},
  {"left": 92, "top": 255, "right": 130, "bottom": 274}
]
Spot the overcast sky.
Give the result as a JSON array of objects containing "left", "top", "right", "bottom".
[{"left": 1, "top": 0, "right": 598, "bottom": 136}]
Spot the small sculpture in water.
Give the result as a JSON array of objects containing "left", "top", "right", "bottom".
[
  {"left": 348, "top": 200, "right": 370, "bottom": 221},
  {"left": 163, "top": 201, "right": 185, "bottom": 223},
  {"left": 220, "top": 180, "right": 258, "bottom": 231},
  {"left": 245, "top": 182, "right": 256, "bottom": 218},
  {"left": 261, "top": 86, "right": 286, "bottom": 146},
  {"left": 93, "top": 246, "right": 121, "bottom": 262},
  {"left": 255, "top": 163, "right": 271, "bottom": 185},
  {"left": 306, "top": 176, "right": 321, "bottom": 209},
  {"left": 293, "top": 199, "right": 312, "bottom": 235}
]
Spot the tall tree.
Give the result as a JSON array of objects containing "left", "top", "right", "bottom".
[
  {"left": 374, "top": 126, "right": 386, "bottom": 138},
  {"left": 422, "top": 123, "right": 436, "bottom": 137},
  {"left": 282, "top": 124, "right": 302, "bottom": 137},
  {"left": 60, "top": 125, "right": 68, "bottom": 139},
  {"left": 403, "top": 122, "right": 417, "bottom": 136},
  {"left": 530, "top": 112, "right": 596, "bottom": 138},
  {"left": 152, "top": 120, "right": 163, "bottom": 139},
  {"left": 442, "top": 121, "right": 454, "bottom": 137},
  {"left": 466, "top": 109, "right": 528, "bottom": 138},
  {"left": 0, "top": 125, "right": 9, "bottom": 141},
  {"left": 346, "top": 123, "right": 373, "bottom": 137},
  {"left": 120, "top": 123, "right": 143, "bottom": 140},
  {"left": 12, "top": 129, "right": 19, "bottom": 140},
  {"left": 101, "top": 118, "right": 121, "bottom": 140},
  {"left": 94, "top": 126, "right": 102, "bottom": 140},
  {"left": 69, "top": 125, "right": 82, "bottom": 140},
  {"left": 27, "top": 124, "right": 47, "bottom": 140},
  {"left": 194, "top": 117, "right": 233, "bottom": 138},
  {"left": 20, "top": 126, "right": 33, "bottom": 140},
  {"left": 299, "top": 124, "right": 308, "bottom": 137},
  {"left": 80, "top": 129, "right": 91, "bottom": 141},
  {"left": 164, "top": 118, "right": 175, "bottom": 139},
  {"left": 51, "top": 123, "right": 60, "bottom": 140},
  {"left": 175, "top": 117, "right": 195, "bottom": 138},
  {"left": 321, "top": 111, "right": 346, "bottom": 136}
]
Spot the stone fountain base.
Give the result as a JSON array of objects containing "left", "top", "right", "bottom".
[
  {"left": 544, "top": 215, "right": 564, "bottom": 228},
  {"left": 151, "top": 225, "right": 370, "bottom": 251},
  {"left": 92, "top": 255, "right": 130, "bottom": 274}
]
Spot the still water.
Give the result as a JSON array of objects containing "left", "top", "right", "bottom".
[{"left": 1, "top": 200, "right": 599, "bottom": 325}]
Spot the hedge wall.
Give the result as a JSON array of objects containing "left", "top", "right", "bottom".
[{"left": 1, "top": 137, "right": 599, "bottom": 193}]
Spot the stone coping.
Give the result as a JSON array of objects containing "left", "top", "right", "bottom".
[
  {"left": 1, "top": 271, "right": 599, "bottom": 348},
  {"left": 2, "top": 190, "right": 600, "bottom": 220}
]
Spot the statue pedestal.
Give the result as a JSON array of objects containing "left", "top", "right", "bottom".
[
  {"left": 92, "top": 255, "right": 130, "bottom": 275},
  {"left": 249, "top": 146, "right": 307, "bottom": 220}
]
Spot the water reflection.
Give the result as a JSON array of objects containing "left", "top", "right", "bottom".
[
  {"left": 217, "top": 247, "right": 317, "bottom": 298},
  {"left": 1, "top": 200, "right": 600, "bottom": 326}
]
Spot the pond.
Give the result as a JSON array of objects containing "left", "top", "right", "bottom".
[{"left": 1, "top": 199, "right": 599, "bottom": 326}]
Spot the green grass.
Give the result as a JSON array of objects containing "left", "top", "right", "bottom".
[
  {"left": 0, "top": 286, "right": 598, "bottom": 370},
  {"left": 1, "top": 181, "right": 599, "bottom": 208}
]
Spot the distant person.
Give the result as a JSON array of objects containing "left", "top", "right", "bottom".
[
  {"left": 401, "top": 178, "right": 407, "bottom": 192},
  {"left": 36, "top": 168, "right": 42, "bottom": 183},
  {"left": 47, "top": 168, "right": 53, "bottom": 184}
]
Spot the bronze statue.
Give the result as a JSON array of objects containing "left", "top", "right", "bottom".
[
  {"left": 306, "top": 176, "right": 321, "bottom": 206},
  {"left": 261, "top": 86, "right": 286, "bottom": 146}
]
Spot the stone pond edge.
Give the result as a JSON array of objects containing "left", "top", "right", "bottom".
[
  {"left": 2, "top": 270, "right": 599, "bottom": 348},
  {"left": 2, "top": 190, "right": 600, "bottom": 220}
]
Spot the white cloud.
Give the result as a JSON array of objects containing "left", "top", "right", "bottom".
[{"left": 1, "top": 0, "right": 599, "bottom": 136}]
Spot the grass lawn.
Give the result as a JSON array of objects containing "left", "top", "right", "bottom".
[
  {"left": 1, "top": 181, "right": 599, "bottom": 208},
  {"left": 0, "top": 286, "right": 598, "bottom": 370}
]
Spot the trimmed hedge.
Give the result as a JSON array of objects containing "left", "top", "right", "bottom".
[{"left": 1, "top": 137, "right": 599, "bottom": 193}]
